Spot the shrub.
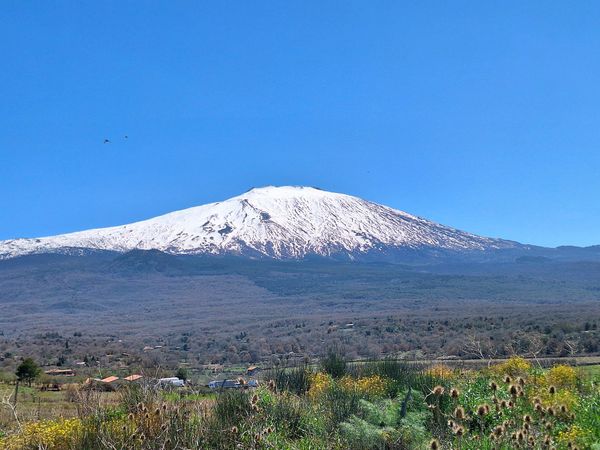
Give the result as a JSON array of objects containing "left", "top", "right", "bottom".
[
  {"left": 339, "top": 375, "right": 388, "bottom": 399},
  {"left": 546, "top": 365, "right": 577, "bottom": 389},
  {"left": 321, "top": 348, "right": 347, "bottom": 378},
  {"left": 424, "top": 364, "right": 455, "bottom": 380},
  {"left": 266, "top": 364, "right": 312, "bottom": 395},
  {"left": 491, "top": 356, "right": 531, "bottom": 376}
]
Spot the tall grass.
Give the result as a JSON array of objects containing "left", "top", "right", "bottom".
[{"left": 264, "top": 364, "right": 312, "bottom": 395}]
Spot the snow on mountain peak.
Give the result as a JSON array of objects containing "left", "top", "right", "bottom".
[{"left": 0, "top": 186, "right": 515, "bottom": 260}]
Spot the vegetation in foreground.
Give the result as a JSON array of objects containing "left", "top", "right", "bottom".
[{"left": 1, "top": 356, "right": 599, "bottom": 449}]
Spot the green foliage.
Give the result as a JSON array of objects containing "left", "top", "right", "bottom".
[
  {"left": 266, "top": 364, "right": 312, "bottom": 395},
  {"left": 212, "top": 390, "right": 253, "bottom": 427},
  {"left": 15, "top": 358, "right": 41, "bottom": 385},
  {"left": 174, "top": 367, "right": 189, "bottom": 381},
  {"left": 2, "top": 356, "right": 599, "bottom": 450},
  {"left": 321, "top": 347, "right": 347, "bottom": 378}
]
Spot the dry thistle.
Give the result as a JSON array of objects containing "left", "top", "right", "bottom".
[
  {"left": 504, "top": 375, "right": 511, "bottom": 384},
  {"left": 477, "top": 404, "right": 488, "bottom": 416},
  {"left": 429, "top": 439, "right": 440, "bottom": 450},
  {"left": 489, "top": 381, "right": 498, "bottom": 391},
  {"left": 450, "top": 388, "right": 459, "bottom": 398},
  {"left": 560, "top": 404, "right": 568, "bottom": 414},
  {"left": 453, "top": 406, "right": 465, "bottom": 420},
  {"left": 517, "top": 377, "right": 525, "bottom": 386},
  {"left": 509, "top": 384, "right": 519, "bottom": 397},
  {"left": 433, "top": 385, "right": 445, "bottom": 396},
  {"left": 524, "top": 414, "right": 532, "bottom": 423},
  {"left": 231, "top": 426, "right": 238, "bottom": 434},
  {"left": 548, "top": 385, "right": 556, "bottom": 395},
  {"left": 453, "top": 426, "right": 465, "bottom": 437},
  {"left": 547, "top": 406, "right": 555, "bottom": 416}
]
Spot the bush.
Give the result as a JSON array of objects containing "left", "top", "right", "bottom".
[
  {"left": 266, "top": 364, "right": 312, "bottom": 395},
  {"left": 546, "top": 364, "right": 577, "bottom": 389}
]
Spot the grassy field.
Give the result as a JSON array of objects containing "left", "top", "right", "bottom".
[{"left": 0, "top": 356, "right": 599, "bottom": 449}]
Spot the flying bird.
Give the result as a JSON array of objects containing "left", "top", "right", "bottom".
[
  {"left": 103, "top": 139, "right": 111, "bottom": 144},
  {"left": 124, "top": 135, "right": 128, "bottom": 139}
]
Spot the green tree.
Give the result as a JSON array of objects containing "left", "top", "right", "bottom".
[
  {"left": 16, "top": 358, "right": 41, "bottom": 386},
  {"left": 175, "top": 367, "right": 189, "bottom": 382}
]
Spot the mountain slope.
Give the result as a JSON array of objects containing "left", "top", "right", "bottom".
[{"left": 0, "top": 186, "right": 518, "bottom": 260}]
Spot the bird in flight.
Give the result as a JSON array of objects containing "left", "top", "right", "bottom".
[
  {"left": 103, "top": 139, "right": 111, "bottom": 144},
  {"left": 124, "top": 135, "right": 128, "bottom": 139}
]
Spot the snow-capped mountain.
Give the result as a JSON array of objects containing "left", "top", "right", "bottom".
[{"left": 0, "top": 186, "right": 518, "bottom": 260}]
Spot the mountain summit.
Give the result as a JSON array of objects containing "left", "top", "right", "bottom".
[{"left": 0, "top": 186, "right": 517, "bottom": 260}]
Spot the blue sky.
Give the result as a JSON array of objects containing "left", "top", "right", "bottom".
[{"left": 1, "top": 2, "right": 599, "bottom": 247}]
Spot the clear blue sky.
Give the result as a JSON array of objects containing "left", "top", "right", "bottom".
[{"left": 1, "top": 2, "right": 599, "bottom": 247}]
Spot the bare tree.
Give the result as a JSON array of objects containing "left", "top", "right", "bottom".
[
  {"left": 463, "top": 333, "right": 498, "bottom": 367},
  {"left": 1, "top": 385, "right": 22, "bottom": 432}
]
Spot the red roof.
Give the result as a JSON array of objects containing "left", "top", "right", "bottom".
[
  {"left": 123, "top": 374, "right": 143, "bottom": 381},
  {"left": 101, "top": 376, "right": 119, "bottom": 383}
]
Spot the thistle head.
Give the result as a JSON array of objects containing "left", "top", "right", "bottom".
[
  {"left": 429, "top": 439, "right": 440, "bottom": 450},
  {"left": 433, "top": 385, "right": 445, "bottom": 396},
  {"left": 453, "top": 406, "right": 465, "bottom": 420}
]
